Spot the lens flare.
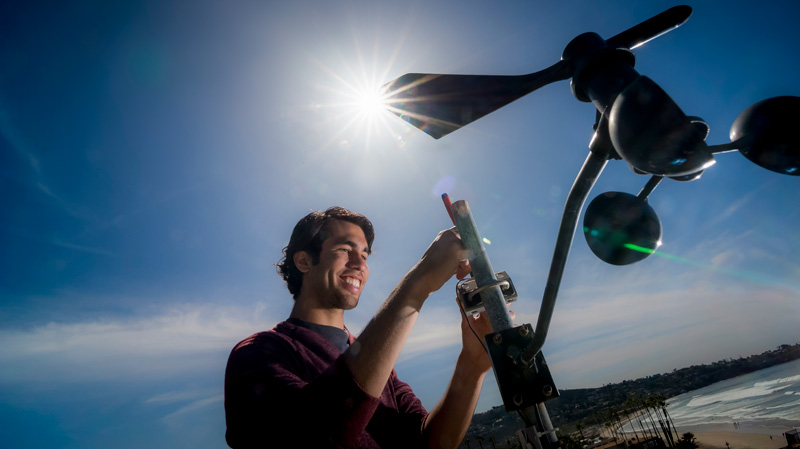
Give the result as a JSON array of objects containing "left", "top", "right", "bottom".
[
  {"left": 623, "top": 243, "right": 795, "bottom": 289},
  {"left": 433, "top": 176, "right": 457, "bottom": 197}
]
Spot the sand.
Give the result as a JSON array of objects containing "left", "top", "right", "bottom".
[
  {"left": 691, "top": 431, "right": 786, "bottom": 449},
  {"left": 613, "top": 420, "right": 798, "bottom": 449},
  {"left": 673, "top": 422, "right": 798, "bottom": 449}
]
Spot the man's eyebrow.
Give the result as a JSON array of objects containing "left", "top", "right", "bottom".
[
  {"left": 331, "top": 237, "right": 370, "bottom": 252},
  {"left": 343, "top": 239, "right": 371, "bottom": 254}
]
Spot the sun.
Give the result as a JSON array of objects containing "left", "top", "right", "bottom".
[
  {"left": 312, "top": 69, "right": 403, "bottom": 152},
  {"left": 307, "top": 27, "right": 416, "bottom": 152},
  {"left": 354, "top": 86, "right": 388, "bottom": 120}
]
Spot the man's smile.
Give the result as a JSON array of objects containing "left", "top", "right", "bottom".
[{"left": 340, "top": 275, "right": 362, "bottom": 290}]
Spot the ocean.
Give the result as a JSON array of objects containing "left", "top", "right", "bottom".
[{"left": 665, "top": 358, "right": 800, "bottom": 435}]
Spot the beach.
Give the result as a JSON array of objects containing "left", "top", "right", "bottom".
[
  {"left": 616, "top": 416, "right": 797, "bottom": 449},
  {"left": 664, "top": 359, "right": 800, "bottom": 449},
  {"left": 615, "top": 428, "right": 789, "bottom": 449},
  {"left": 690, "top": 431, "right": 783, "bottom": 449},
  {"left": 674, "top": 421, "right": 796, "bottom": 449}
]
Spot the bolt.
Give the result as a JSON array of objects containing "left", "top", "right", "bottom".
[
  {"left": 493, "top": 333, "right": 503, "bottom": 345},
  {"left": 542, "top": 385, "right": 553, "bottom": 397},
  {"left": 519, "top": 326, "right": 530, "bottom": 337},
  {"left": 513, "top": 395, "right": 524, "bottom": 406}
]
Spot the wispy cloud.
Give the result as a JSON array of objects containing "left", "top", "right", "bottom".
[
  {"left": 399, "top": 305, "right": 463, "bottom": 361},
  {"left": 0, "top": 106, "right": 42, "bottom": 177},
  {"left": 0, "top": 102, "right": 102, "bottom": 225},
  {"left": 542, "top": 284, "right": 800, "bottom": 387},
  {"left": 705, "top": 189, "right": 759, "bottom": 229},
  {"left": 0, "top": 268, "right": 796, "bottom": 394},
  {"left": 0, "top": 303, "right": 281, "bottom": 385},
  {"left": 146, "top": 388, "right": 216, "bottom": 405},
  {"left": 158, "top": 393, "right": 224, "bottom": 424}
]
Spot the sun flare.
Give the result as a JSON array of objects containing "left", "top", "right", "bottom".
[
  {"left": 354, "top": 87, "right": 388, "bottom": 119},
  {"left": 312, "top": 71, "right": 405, "bottom": 152},
  {"left": 308, "top": 24, "right": 418, "bottom": 153}
]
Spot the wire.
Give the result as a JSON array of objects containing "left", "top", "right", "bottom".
[{"left": 456, "top": 277, "right": 489, "bottom": 351}]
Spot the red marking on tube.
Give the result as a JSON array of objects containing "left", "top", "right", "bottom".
[{"left": 441, "top": 193, "right": 455, "bottom": 225}]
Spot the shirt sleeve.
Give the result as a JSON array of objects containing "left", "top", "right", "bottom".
[{"left": 387, "top": 370, "right": 429, "bottom": 447}]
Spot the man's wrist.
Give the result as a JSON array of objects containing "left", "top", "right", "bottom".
[
  {"left": 456, "top": 351, "right": 490, "bottom": 381},
  {"left": 396, "top": 264, "right": 435, "bottom": 308}
]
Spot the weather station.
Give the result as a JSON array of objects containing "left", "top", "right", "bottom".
[{"left": 374, "top": 5, "right": 798, "bottom": 449}]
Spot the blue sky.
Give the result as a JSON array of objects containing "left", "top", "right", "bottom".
[{"left": 1, "top": 1, "right": 799, "bottom": 448}]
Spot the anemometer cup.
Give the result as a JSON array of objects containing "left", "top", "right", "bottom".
[
  {"left": 730, "top": 96, "right": 800, "bottom": 176},
  {"left": 584, "top": 191, "right": 663, "bottom": 265},
  {"left": 609, "top": 76, "right": 716, "bottom": 177}
]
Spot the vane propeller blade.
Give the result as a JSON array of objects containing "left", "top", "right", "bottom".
[
  {"left": 381, "top": 61, "right": 570, "bottom": 139},
  {"left": 607, "top": 5, "right": 692, "bottom": 49},
  {"left": 381, "top": 5, "right": 692, "bottom": 139}
]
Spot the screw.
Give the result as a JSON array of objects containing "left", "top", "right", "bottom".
[
  {"left": 542, "top": 385, "right": 553, "bottom": 397},
  {"left": 493, "top": 334, "right": 503, "bottom": 345},
  {"left": 519, "top": 326, "right": 529, "bottom": 337},
  {"left": 513, "top": 395, "right": 524, "bottom": 406}
]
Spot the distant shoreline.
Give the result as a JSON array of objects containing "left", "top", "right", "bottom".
[
  {"left": 465, "top": 345, "right": 800, "bottom": 445},
  {"left": 683, "top": 429, "right": 789, "bottom": 449},
  {"left": 616, "top": 420, "right": 799, "bottom": 449},
  {"left": 615, "top": 423, "right": 796, "bottom": 449},
  {"left": 676, "top": 419, "right": 800, "bottom": 437}
]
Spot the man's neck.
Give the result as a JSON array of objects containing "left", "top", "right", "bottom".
[{"left": 289, "top": 300, "right": 345, "bottom": 329}]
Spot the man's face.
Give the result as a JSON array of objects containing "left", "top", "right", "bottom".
[{"left": 302, "top": 220, "right": 370, "bottom": 311}]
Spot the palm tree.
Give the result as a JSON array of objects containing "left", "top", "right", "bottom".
[
  {"left": 489, "top": 436, "right": 496, "bottom": 449},
  {"left": 655, "top": 394, "right": 680, "bottom": 445},
  {"left": 675, "top": 432, "right": 698, "bottom": 449},
  {"left": 623, "top": 398, "right": 640, "bottom": 442},
  {"left": 630, "top": 394, "right": 651, "bottom": 440},
  {"left": 463, "top": 437, "right": 470, "bottom": 449},
  {"left": 653, "top": 395, "right": 673, "bottom": 447},
  {"left": 642, "top": 395, "right": 663, "bottom": 442},
  {"left": 648, "top": 395, "right": 674, "bottom": 448},
  {"left": 611, "top": 410, "right": 627, "bottom": 441},
  {"left": 576, "top": 422, "right": 586, "bottom": 444},
  {"left": 476, "top": 435, "right": 484, "bottom": 449},
  {"left": 638, "top": 417, "right": 650, "bottom": 440}
]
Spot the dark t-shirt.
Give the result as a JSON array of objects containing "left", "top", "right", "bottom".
[
  {"left": 286, "top": 317, "right": 349, "bottom": 352},
  {"left": 224, "top": 320, "right": 428, "bottom": 448}
]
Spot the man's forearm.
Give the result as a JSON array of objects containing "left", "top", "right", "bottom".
[
  {"left": 423, "top": 352, "right": 487, "bottom": 449},
  {"left": 343, "top": 274, "right": 428, "bottom": 397},
  {"left": 343, "top": 228, "right": 468, "bottom": 398}
]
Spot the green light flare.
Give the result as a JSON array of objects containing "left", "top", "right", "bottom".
[
  {"left": 623, "top": 243, "right": 794, "bottom": 289},
  {"left": 623, "top": 243, "right": 656, "bottom": 255}
]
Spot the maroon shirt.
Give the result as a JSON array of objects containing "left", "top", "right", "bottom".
[{"left": 224, "top": 321, "right": 428, "bottom": 448}]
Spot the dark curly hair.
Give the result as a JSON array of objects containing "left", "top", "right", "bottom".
[{"left": 277, "top": 207, "right": 374, "bottom": 299}]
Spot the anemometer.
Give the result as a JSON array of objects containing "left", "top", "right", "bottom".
[{"left": 383, "top": 5, "right": 798, "bottom": 449}]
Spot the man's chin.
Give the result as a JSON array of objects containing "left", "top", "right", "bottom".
[
  {"left": 342, "top": 297, "right": 359, "bottom": 310},
  {"left": 334, "top": 292, "right": 360, "bottom": 310}
]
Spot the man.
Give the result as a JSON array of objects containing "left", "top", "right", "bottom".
[{"left": 224, "top": 206, "right": 495, "bottom": 449}]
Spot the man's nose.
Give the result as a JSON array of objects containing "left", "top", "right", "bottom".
[{"left": 347, "top": 252, "right": 366, "bottom": 270}]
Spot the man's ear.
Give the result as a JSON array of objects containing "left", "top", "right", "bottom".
[{"left": 293, "top": 251, "right": 312, "bottom": 273}]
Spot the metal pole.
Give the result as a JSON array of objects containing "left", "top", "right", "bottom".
[
  {"left": 537, "top": 403, "right": 557, "bottom": 443},
  {"left": 451, "top": 200, "right": 514, "bottom": 332},
  {"left": 451, "top": 200, "right": 557, "bottom": 445},
  {"left": 521, "top": 150, "right": 608, "bottom": 366}
]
